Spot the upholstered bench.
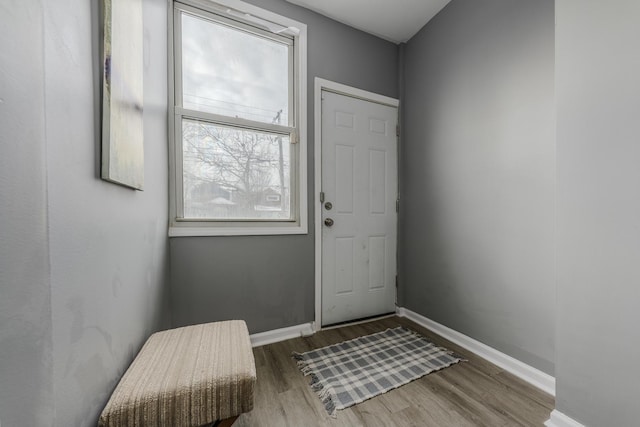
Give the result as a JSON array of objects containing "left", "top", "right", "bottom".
[{"left": 99, "top": 320, "right": 256, "bottom": 427}]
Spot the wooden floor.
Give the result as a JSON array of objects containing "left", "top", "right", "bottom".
[{"left": 235, "top": 316, "right": 554, "bottom": 427}]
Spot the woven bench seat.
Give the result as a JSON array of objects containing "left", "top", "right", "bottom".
[{"left": 99, "top": 320, "right": 256, "bottom": 427}]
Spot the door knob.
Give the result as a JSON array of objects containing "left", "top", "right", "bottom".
[{"left": 324, "top": 218, "right": 334, "bottom": 227}]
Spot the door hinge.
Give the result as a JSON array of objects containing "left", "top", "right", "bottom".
[
  {"left": 396, "top": 198, "right": 400, "bottom": 213},
  {"left": 396, "top": 125, "right": 400, "bottom": 137},
  {"left": 395, "top": 275, "right": 398, "bottom": 288},
  {"left": 320, "top": 191, "right": 325, "bottom": 203}
]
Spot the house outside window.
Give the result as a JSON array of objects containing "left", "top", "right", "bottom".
[{"left": 169, "top": 0, "right": 307, "bottom": 236}]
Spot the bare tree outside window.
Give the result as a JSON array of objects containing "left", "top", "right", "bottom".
[{"left": 182, "top": 119, "right": 291, "bottom": 219}]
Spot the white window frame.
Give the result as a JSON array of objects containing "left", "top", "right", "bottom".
[{"left": 168, "top": 0, "right": 307, "bottom": 237}]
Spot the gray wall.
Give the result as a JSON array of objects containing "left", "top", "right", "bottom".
[
  {"left": 47, "top": 0, "right": 170, "bottom": 425},
  {"left": 0, "top": 0, "right": 170, "bottom": 425},
  {"left": 0, "top": 1, "right": 54, "bottom": 426},
  {"left": 399, "top": 0, "right": 555, "bottom": 374},
  {"left": 169, "top": 0, "right": 399, "bottom": 333},
  {"left": 556, "top": 0, "right": 640, "bottom": 425}
]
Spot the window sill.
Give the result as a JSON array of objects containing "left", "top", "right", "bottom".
[{"left": 168, "top": 223, "right": 308, "bottom": 237}]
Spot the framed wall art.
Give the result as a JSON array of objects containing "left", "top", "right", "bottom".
[{"left": 101, "top": 0, "right": 144, "bottom": 190}]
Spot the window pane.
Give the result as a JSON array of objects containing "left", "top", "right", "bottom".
[
  {"left": 181, "top": 12, "right": 290, "bottom": 126},
  {"left": 182, "top": 119, "right": 291, "bottom": 220}
]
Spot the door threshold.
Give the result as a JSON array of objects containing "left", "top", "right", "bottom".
[{"left": 321, "top": 312, "right": 396, "bottom": 331}]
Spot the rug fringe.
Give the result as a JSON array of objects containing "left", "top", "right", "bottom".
[
  {"left": 293, "top": 355, "right": 316, "bottom": 377},
  {"left": 298, "top": 363, "right": 314, "bottom": 377},
  {"left": 312, "top": 375, "right": 338, "bottom": 417},
  {"left": 292, "top": 355, "right": 339, "bottom": 417}
]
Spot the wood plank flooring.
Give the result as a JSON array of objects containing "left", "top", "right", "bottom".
[{"left": 235, "top": 316, "right": 554, "bottom": 426}]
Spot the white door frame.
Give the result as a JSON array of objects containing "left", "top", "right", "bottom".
[{"left": 314, "top": 77, "right": 400, "bottom": 332}]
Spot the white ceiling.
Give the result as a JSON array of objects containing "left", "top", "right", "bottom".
[{"left": 284, "top": 0, "right": 452, "bottom": 44}]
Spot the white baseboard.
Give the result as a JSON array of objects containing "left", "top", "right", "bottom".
[
  {"left": 545, "top": 410, "right": 585, "bottom": 427},
  {"left": 396, "top": 307, "right": 556, "bottom": 396},
  {"left": 250, "top": 322, "right": 315, "bottom": 347}
]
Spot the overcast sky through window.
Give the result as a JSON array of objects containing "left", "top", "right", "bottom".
[{"left": 181, "top": 12, "right": 290, "bottom": 125}]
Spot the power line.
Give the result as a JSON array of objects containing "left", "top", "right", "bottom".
[{"left": 183, "top": 92, "right": 286, "bottom": 115}]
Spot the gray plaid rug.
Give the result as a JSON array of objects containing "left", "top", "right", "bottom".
[{"left": 292, "top": 327, "right": 463, "bottom": 417}]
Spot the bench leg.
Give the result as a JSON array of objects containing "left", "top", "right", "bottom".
[{"left": 212, "top": 415, "right": 239, "bottom": 427}]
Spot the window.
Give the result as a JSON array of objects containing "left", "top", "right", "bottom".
[{"left": 169, "top": 0, "right": 307, "bottom": 236}]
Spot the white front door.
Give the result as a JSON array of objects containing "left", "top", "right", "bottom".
[{"left": 321, "top": 90, "right": 398, "bottom": 326}]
